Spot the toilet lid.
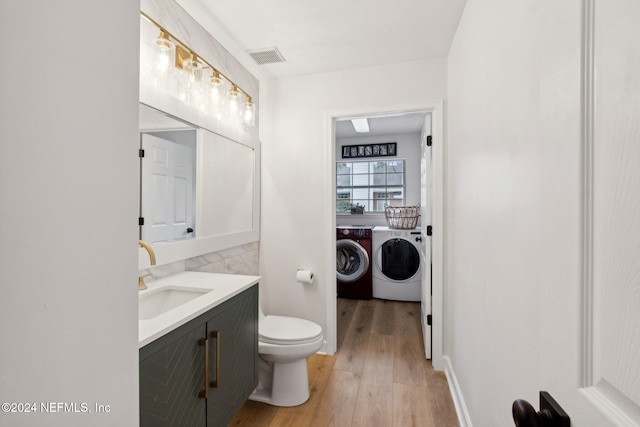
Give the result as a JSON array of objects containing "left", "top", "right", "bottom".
[{"left": 259, "top": 315, "right": 323, "bottom": 345}]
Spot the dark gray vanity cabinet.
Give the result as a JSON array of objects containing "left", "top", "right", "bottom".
[{"left": 140, "top": 284, "right": 258, "bottom": 427}]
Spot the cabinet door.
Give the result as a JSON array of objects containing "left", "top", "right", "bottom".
[
  {"left": 140, "top": 323, "right": 207, "bottom": 427},
  {"left": 206, "top": 288, "right": 258, "bottom": 427}
]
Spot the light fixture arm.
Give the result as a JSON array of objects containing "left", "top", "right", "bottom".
[{"left": 141, "top": 11, "right": 254, "bottom": 106}]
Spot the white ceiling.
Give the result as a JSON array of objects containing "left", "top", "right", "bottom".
[
  {"left": 174, "top": 0, "right": 463, "bottom": 137},
  {"left": 177, "top": 0, "right": 467, "bottom": 80},
  {"left": 335, "top": 113, "right": 427, "bottom": 139}
]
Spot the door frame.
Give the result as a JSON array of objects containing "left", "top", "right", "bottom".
[{"left": 324, "top": 100, "right": 445, "bottom": 370}]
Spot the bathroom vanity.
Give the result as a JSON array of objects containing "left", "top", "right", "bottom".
[
  {"left": 138, "top": 272, "right": 259, "bottom": 426},
  {"left": 137, "top": 3, "right": 262, "bottom": 423}
]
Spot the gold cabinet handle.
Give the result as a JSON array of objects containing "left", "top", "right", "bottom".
[
  {"left": 209, "top": 331, "right": 220, "bottom": 388},
  {"left": 198, "top": 338, "right": 209, "bottom": 399}
]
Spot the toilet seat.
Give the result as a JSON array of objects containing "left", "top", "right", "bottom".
[{"left": 259, "top": 315, "right": 322, "bottom": 345}]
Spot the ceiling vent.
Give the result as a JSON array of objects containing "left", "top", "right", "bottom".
[{"left": 247, "top": 47, "right": 286, "bottom": 65}]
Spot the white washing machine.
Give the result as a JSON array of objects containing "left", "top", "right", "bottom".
[{"left": 372, "top": 226, "right": 423, "bottom": 301}]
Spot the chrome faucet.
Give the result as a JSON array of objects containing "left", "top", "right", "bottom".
[{"left": 138, "top": 240, "right": 156, "bottom": 291}]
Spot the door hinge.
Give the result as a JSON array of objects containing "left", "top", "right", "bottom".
[
  {"left": 427, "top": 225, "right": 432, "bottom": 236},
  {"left": 139, "top": 148, "right": 145, "bottom": 158},
  {"left": 427, "top": 314, "right": 432, "bottom": 326},
  {"left": 426, "top": 135, "right": 432, "bottom": 147},
  {"left": 138, "top": 217, "right": 144, "bottom": 226}
]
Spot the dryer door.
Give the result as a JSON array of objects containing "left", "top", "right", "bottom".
[
  {"left": 336, "top": 239, "right": 370, "bottom": 282},
  {"left": 377, "top": 238, "right": 420, "bottom": 281}
]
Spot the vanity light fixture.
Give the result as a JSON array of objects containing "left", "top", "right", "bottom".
[{"left": 141, "top": 11, "right": 256, "bottom": 128}]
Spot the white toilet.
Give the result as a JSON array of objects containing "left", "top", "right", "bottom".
[{"left": 249, "top": 306, "right": 324, "bottom": 407}]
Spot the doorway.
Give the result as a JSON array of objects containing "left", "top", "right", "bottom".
[{"left": 325, "top": 102, "right": 444, "bottom": 370}]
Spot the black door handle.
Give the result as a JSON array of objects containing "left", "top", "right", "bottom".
[
  {"left": 512, "top": 399, "right": 552, "bottom": 426},
  {"left": 187, "top": 228, "right": 194, "bottom": 233},
  {"left": 512, "top": 392, "right": 570, "bottom": 427}
]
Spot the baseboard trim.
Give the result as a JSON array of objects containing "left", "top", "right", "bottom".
[{"left": 443, "top": 356, "right": 473, "bottom": 427}]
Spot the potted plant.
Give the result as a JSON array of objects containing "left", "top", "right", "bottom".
[{"left": 350, "top": 203, "right": 365, "bottom": 214}]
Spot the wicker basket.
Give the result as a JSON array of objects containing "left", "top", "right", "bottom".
[{"left": 384, "top": 204, "right": 420, "bottom": 229}]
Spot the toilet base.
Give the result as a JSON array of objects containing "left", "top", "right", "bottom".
[{"left": 249, "top": 356, "right": 311, "bottom": 407}]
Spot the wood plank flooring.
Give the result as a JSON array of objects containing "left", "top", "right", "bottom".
[{"left": 229, "top": 298, "right": 459, "bottom": 427}]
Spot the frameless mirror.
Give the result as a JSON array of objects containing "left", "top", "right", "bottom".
[
  {"left": 139, "top": 104, "right": 197, "bottom": 244},
  {"left": 138, "top": 103, "right": 259, "bottom": 268}
]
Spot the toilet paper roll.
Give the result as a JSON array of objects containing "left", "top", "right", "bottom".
[{"left": 296, "top": 269, "right": 314, "bottom": 284}]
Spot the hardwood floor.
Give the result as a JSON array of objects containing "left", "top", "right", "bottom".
[{"left": 229, "top": 298, "right": 459, "bottom": 427}]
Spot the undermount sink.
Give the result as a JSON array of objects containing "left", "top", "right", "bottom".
[{"left": 139, "top": 286, "right": 212, "bottom": 320}]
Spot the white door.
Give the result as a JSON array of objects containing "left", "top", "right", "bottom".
[
  {"left": 141, "top": 133, "right": 194, "bottom": 244},
  {"left": 580, "top": 0, "right": 640, "bottom": 423},
  {"left": 538, "top": 1, "right": 640, "bottom": 425},
  {"left": 420, "top": 119, "right": 432, "bottom": 359}
]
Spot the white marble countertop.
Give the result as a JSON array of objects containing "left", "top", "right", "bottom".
[{"left": 138, "top": 272, "right": 260, "bottom": 348}]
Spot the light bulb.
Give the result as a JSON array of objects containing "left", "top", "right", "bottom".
[
  {"left": 243, "top": 98, "right": 256, "bottom": 127},
  {"left": 227, "top": 85, "right": 240, "bottom": 117},
  {"left": 151, "top": 31, "right": 175, "bottom": 78},
  {"left": 182, "top": 54, "right": 202, "bottom": 84},
  {"left": 209, "top": 72, "right": 222, "bottom": 105},
  {"left": 181, "top": 53, "right": 203, "bottom": 107}
]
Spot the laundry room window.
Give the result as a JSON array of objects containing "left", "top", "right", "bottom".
[{"left": 336, "top": 159, "right": 405, "bottom": 213}]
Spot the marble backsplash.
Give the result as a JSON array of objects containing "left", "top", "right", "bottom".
[
  {"left": 142, "top": 242, "right": 260, "bottom": 282},
  {"left": 186, "top": 242, "right": 259, "bottom": 275}
]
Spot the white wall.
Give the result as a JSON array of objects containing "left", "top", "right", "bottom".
[
  {"left": 446, "top": 1, "right": 585, "bottom": 425},
  {"left": 260, "top": 58, "right": 446, "bottom": 351},
  {"left": 0, "top": 2, "right": 140, "bottom": 426}
]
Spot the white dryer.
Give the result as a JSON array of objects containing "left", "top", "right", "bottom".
[{"left": 372, "top": 226, "right": 423, "bottom": 301}]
